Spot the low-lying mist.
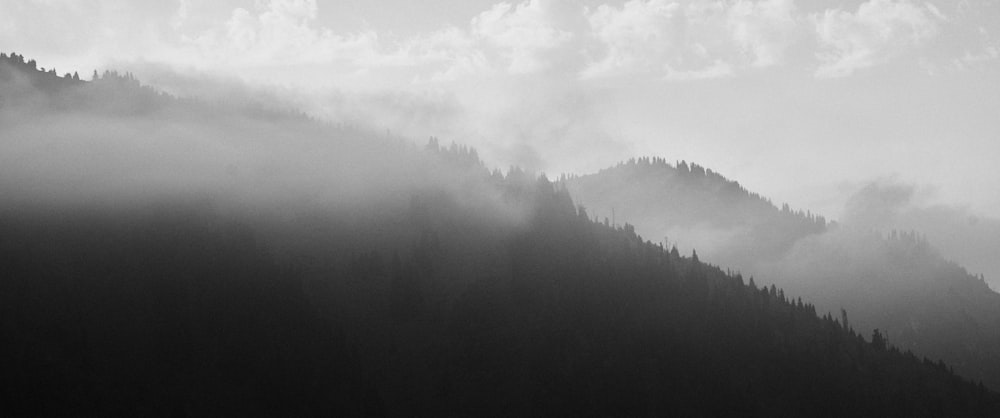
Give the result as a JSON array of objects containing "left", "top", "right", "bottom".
[
  {"left": 117, "top": 60, "right": 633, "bottom": 177},
  {"left": 565, "top": 159, "right": 1000, "bottom": 388},
  {"left": 840, "top": 179, "right": 1000, "bottom": 291},
  {"left": 5, "top": 54, "right": 1000, "bottom": 415},
  {"left": 0, "top": 66, "right": 533, "bottom": 234}
]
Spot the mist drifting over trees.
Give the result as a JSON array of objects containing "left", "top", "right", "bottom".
[
  {"left": 567, "top": 157, "right": 1000, "bottom": 389},
  {"left": 3, "top": 33, "right": 1000, "bottom": 417}
]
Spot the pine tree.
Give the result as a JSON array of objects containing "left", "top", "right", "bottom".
[{"left": 872, "top": 329, "right": 887, "bottom": 351}]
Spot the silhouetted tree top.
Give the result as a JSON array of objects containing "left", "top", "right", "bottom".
[
  {"left": 564, "top": 156, "right": 828, "bottom": 234},
  {"left": 1, "top": 51, "right": 319, "bottom": 122},
  {"left": 872, "top": 329, "right": 888, "bottom": 351}
]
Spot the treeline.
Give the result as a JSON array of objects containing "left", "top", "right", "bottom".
[
  {"left": 564, "top": 150, "right": 1000, "bottom": 392},
  {"left": 565, "top": 156, "right": 827, "bottom": 229},
  {"left": 0, "top": 51, "right": 83, "bottom": 84},
  {"left": 315, "top": 159, "right": 999, "bottom": 416},
  {"left": 0, "top": 51, "right": 313, "bottom": 121},
  {"left": 2, "top": 52, "right": 999, "bottom": 415},
  {"left": 564, "top": 157, "right": 828, "bottom": 268},
  {"left": 4, "top": 161, "right": 999, "bottom": 415}
]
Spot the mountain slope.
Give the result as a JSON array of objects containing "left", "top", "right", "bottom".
[
  {"left": 2, "top": 53, "right": 998, "bottom": 416},
  {"left": 566, "top": 157, "right": 1000, "bottom": 389}
]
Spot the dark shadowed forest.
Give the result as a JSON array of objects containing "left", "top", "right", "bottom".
[{"left": 3, "top": 53, "right": 1000, "bottom": 416}]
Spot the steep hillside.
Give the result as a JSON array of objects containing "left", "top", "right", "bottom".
[
  {"left": 566, "top": 157, "right": 1000, "bottom": 389},
  {"left": 563, "top": 157, "right": 826, "bottom": 263},
  {"left": 2, "top": 53, "right": 998, "bottom": 416}
]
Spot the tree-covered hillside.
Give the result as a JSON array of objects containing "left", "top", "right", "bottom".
[
  {"left": 566, "top": 157, "right": 1000, "bottom": 390},
  {"left": 2, "top": 53, "right": 998, "bottom": 416},
  {"left": 564, "top": 157, "right": 827, "bottom": 264},
  {"left": 3, "top": 165, "right": 999, "bottom": 416}
]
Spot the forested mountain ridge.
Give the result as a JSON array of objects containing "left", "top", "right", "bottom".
[
  {"left": 5, "top": 167, "right": 999, "bottom": 416},
  {"left": 1, "top": 51, "right": 167, "bottom": 113},
  {"left": 2, "top": 52, "right": 999, "bottom": 416},
  {"left": 563, "top": 156, "right": 827, "bottom": 260},
  {"left": 0, "top": 51, "right": 311, "bottom": 121},
  {"left": 566, "top": 156, "right": 1000, "bottom": 390}
]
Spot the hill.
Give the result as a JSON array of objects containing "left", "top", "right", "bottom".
[
  {"left": 2, "top": 52, "right": 999, "bottom": 416},
  {"left": 565, "top": 157, "right": 1000, "bottom": 390}
]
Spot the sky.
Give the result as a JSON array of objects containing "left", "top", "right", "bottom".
[{"left": 1, "top": 0, "right": 999, "bottom": 222}]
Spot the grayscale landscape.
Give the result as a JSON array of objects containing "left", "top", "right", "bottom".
[{"left": 2, "top": 1, "right": 999, "bottom": 416}]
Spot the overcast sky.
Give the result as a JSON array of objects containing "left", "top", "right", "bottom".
[{"left": 2, "top": 0, "right": 999, "bottom": 221}]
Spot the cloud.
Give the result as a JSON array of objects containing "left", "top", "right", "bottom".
[
  {"left": 663, "top": 59, "right": 733, "bottom": 81},
  {"left": 812, "top": 0, "right": 942, "bottom": 78},
  {"left": 184, "top": 0, "right": 383, "bottom": 70},
  {"left": 836, "top": 177, "right": 1000, "bottom": 288},
  {"left": 950, "top": 25, "right": 1000, "bottom": 70},
  {"left": 581, "top": 0, "right": 744, "bottom": 79},
  {"left": 3, "top": 0, "right": 981, "bottom": 85},
  {"left": 397, "top": 27, "right": 491, "bottom": 81},
  {"left": 842, "top": 178, "right": 918, "bottom": 230},
  {"left": 580, "top": 0, "right": 802, "bottom": 79},
  {"left": 177, "top": 0, "right": 584, "bottom": 83},
  {"left": 0, "top": 0, "right": 178, "bottom": 72},
  {"left": 582, "top": 0, "right": 681, "bottom": 78},
  {"left": 953, "top": 45, "right": 1000, "bottom": 69},
  {"left": 924, "top": 2, "right": 947, "bottom": 21},
  {"left": 471, "top": 0, "right": 580, "bottom": 74},
  {"left": 727, "top": 0, "right": 799, "bottom": 67},
  {"left": 3, "top": 0, "right": 996, "bottom": 193}
]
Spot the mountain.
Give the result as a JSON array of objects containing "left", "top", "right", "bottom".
[
  {"left": 562, "top": 157, "right": 827, "bottom": 265},
  {"left": 565, "top": 157, "right": 1000, "bottom": 390},
  {"left": 3, "top": 52, "right": 999, "bottom": 416}
]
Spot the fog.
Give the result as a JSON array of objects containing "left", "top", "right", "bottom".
[
  {"left": 565, "top": 158, "right": 1000, "bottom": 387},
  {"left": 119, "top": 62, "right": 630, "bottom": 176},
  {"left": 3, "top": 0, "right": 1000, "bottom": 413},
  {"left": 842, "top": 179, "right": 1000, "bottom": 291},
  {"left": 0, "top": 66, "right": 532, "bottom": 235},
  {"left": 762, "top": 178, "right": 1000, "bottom": 292},
  {"left": 7, "top": 0, "right": 996, "bottom": 220}
]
